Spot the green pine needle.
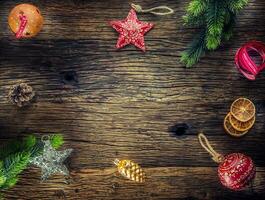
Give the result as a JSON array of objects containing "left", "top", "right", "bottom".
[
  {"left": 0, "top": 135, "right": 36, "bottom": 160},
  {"left": 187, "top": 0, "right": 207, "bottom": 16},
  {"left": 206, "top": 33, "right": 221, "bottom": 50},
  {"left": 183, "top": 14, "right": 205, "bottom": 26},
  {"left": 3, "top": 152, "right": 30, "bottom": 180},
  {"left": 50, "top": 134, "right": 64, "bottom": 149},
  {"left": 24, "top": 136, "right": 36, "bottom": 150},
  {"left": 206, "top": 1, "right": 226, "bottom": 36},
  {"left": 228, "top": 0, "right": 248, "bottom": 13},
  {"left": 181, "top": 30, "right": 206, "bottom": 67},
  {"left": 1, "top": 177, "right": 18, "bottom": 190},
  {"left": 223, "top": 13, "right": 236, "bottom": 41},
  {"left": 0, "top": 162, "right": 5, "bottom": 187}
]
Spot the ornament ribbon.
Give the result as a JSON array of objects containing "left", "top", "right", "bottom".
[
  {"left": 131, "top": 3, "right": 174, "bottom": 16},
  {"left": 235, "top": 41, "right": 265, "bottom": 80},
  {"left": 16, "top": 14, "right": 27, "bottom": 39},
  {"left": 198, "top": 133, "right": 224, "bottom": 163}
]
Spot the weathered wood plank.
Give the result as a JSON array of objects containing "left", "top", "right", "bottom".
[
  {"left": 0, "top": 0, "right": 265, "bottom": 199},
  {"left": 3, "top": 167, "right": 265, "bottom": 200}
]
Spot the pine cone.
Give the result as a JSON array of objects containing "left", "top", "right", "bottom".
[
  {"left": 114, "top": 159, "right": 145, "bottom": 183},
  {"left": 8, "top": 82, "right": 35, "bottom": 107}
]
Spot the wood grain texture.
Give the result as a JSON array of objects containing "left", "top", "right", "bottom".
[{"left": 0, "top": 0, "right": 265, "bottom": 199}]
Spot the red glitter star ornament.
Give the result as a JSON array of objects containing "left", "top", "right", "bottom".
[{"left": 110, "top": 9, "right": 154, "bottom": 52}]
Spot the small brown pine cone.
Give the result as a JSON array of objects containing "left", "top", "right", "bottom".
[{"left": 8, "top": 82, "right": 35, "bottom": 107}]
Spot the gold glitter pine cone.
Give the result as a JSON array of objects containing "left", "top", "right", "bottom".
[
  {"left": 8, "top": 82, "right": 35, "bottom": 107},
  {"left": 114, "top": 159, "right": 145, "bottom": 183}
]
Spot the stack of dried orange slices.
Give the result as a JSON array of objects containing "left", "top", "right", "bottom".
[{"left": 224, "top": 98, "right": 256, "bottom": 137}]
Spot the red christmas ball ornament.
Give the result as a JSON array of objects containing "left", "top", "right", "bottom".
[
  {"left": 198, "top": 133, "right": 256, "bottom": 191},
  {"left": 218, "top": 153, "right": 255, "bottom": 190}
]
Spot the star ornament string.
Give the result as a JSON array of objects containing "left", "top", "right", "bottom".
[
  {"left": 131, "top": 3, "right": 174, "bottom": 16},
  {"left": 29, "top": 135, "right": 73, "bottom": 181}
]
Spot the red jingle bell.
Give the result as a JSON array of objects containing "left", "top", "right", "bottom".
[{"left": 198, "top": 133, "right": 256, "bottom": 191}]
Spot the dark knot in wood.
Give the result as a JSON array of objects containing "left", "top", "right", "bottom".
[
  {"left": 60, "top": 71, "right": 78, "bottom": 85},
  {"left": 169, "top": 123, "right": 190, "bottom": 136}
]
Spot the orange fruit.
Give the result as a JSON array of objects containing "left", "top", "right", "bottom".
[
  {"left": 229, "top": 113, "right": 255, "bottom": 132},
  {"left": 230, "top": 98, "right": 255, "bottom": 122},
  {"left": 8, "top": 4, "right": 43, "bottom": 38},
  {"left": 224, "top": 113, "right": 248, "bottom": 137}
]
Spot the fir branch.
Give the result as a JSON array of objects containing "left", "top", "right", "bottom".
[
  {"left": 187, "top": 0, "right": 207, "bottom": 17},
  {"left": 223, "top": 12, "right": 237, "bottom": 41},
  {"left": 183, "top": 14, "right": 205, "bottom": 27},
  {"left": 227, "top": 0, "right": 248, "bottom": 13},
  {"left": 0, "top": 134, "right": 64, "bottom": 192},
  {"left": 0, "top": 152, "right": 30, "bottom": 191},
  {"left": 206, "top": 1, "right": 226, "bottom": 37},
  {"left": 50, "top": 134, "right": 64, "bottom": 149},
  {"left": 205, "top": 1, "right": 226, "bottom": 50},
  {"left": 205, "top": 33, "right": 221, "bottom": 50},
  {"left": 181, "top": 0, "right": 248, "bottom": 67},
  {"left": 183, "top": 0, "right": 207, "bottom": 26},
  {"left": 0, "top": 162, "right": 6, "bottom": 187},
  {"left": 180, "top": 30, "right": 206, "bottom": 67},
  {"left": 3, "top": 152, "right": 30, "bottom": 180},
  {"left": 0, "top": 136, "right": 36, "bottom": 160},
  {"left": 1, "top": 177, "right": 18, "bottom": 190}
]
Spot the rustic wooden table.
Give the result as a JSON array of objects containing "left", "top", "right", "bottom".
[{"left": 0, "top": 0, "right": 265, "bottom": 199}]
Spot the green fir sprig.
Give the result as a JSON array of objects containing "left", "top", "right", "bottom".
[
  {"left": 181, "top": 0, "right": 248, "bottom": 67},
  {"left": 0, "top": 135, "right": 64, "bottom": 192}
]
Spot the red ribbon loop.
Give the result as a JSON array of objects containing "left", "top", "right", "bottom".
[
  {"left": 235, "top": 41, "right": 265, "bottom": 80},
  {"left": 16, "top": 14, "right": 27, "bottom": 39}
]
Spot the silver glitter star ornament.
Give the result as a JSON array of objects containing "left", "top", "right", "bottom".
[{"left": 29, "top": 137, "right": 73, "bottom": 181}]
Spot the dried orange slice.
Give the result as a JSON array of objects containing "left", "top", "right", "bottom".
[
  {"left": 230, "top": 98, "right": 255, "bottom": 122},
  {"left": 229, "top": 113, "right": 255, "bottom": 132},
  {"left": 224, "top": 113, "right": 248, "bottom": 137}
]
